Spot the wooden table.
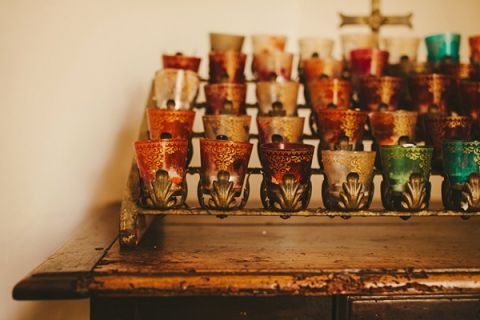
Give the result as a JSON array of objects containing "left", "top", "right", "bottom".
[{"left": 13, "top": 204, "right": 480, "bottom": 319}]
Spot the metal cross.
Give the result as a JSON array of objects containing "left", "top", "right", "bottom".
[{"left": 339, "top": 0, "right": 413, "bottom": 46}]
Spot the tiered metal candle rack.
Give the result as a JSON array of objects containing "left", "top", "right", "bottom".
[{"left": 119, "top": 81, "right": 480, "bottom": 248}]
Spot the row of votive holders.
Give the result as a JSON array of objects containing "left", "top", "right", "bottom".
[
  {"left": 134, "top": 136, "right": 480, "bottom": 213},
  {"left": 166, "top": 32, "right": 480, "bottom": 81},
  {"left": 156, "top": 67, "right": 480, "bottom": 118},
  {"left": 146, "top": 103, "right": 474, "bottom": 171}
]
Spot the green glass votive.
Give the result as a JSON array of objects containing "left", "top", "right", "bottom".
[
  {"left": 442, "top": 140, "right": 480, "bottom": 211},
  {"left": 425, "top": 33, "right": 461, "bottom": 63},
  {"left": 380, "top": 145, "right": 433, "bottom": 211}
]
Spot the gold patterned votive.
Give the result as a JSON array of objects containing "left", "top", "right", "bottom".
[
  {"left": 369, "top": 110, "right": 417, "bottom": 146},
  {"left": 256, "top": 116, "right": 305, "bottom": 145},
  {"left": 256, "top": 81, "right": 300, "bottom": 116},
  {"left": 199, "top": 139, "right": 253, "bottom": 193},
  {"left": 358, "top": 76, "right": 403, "bottom": 112},
  {"left": 321, "top": 150, "right": 376, "bottom": 211},
  {"left": 154, "top": 69, "right": 200, "bottom": 110},
  {"left": 424, "top": 114, "right": 473, "bottom": 169},
  {"left": 208, "top": 51, "right": 247, "bottom": 83},
  {"left": 204, "top": 83, "right": 247, "bottom": 115},
  {"left": 146, "top": 109, "right": 195, "bottom": 140},
  {"left": 162, "top": 54, "right": 201, "bottom": 72},
  {"left": 380, "top": 145, "right": 433, "bottom": 211},
  {"left": 251, "top": 34, "right": 287, "bottom": 54},
  {"left": 203, "top": 115, "right": 251, "bottom": 143},
  {"left": 308, "top": 78, "right": 352, "bottom": 111},
  {"left": 253, "top": 52, "right": 294, "bottom": 81},
  {"left": 134, "top": 139, "right": 189, "bottom": 209},
  {"left": 315, "top": 108, "right": 368, "bottom": 150},
  {"left": 409, "top": 73, "right": 453, "bottom": 115},
  {"left": 302, "top": 58, "right": 344, "bottom": 81}
]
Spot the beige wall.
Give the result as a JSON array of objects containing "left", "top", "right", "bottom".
[{"left": 1, "top": 0, "right": 479, "bottom": 319}]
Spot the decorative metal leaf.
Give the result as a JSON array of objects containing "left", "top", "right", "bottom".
[
  {"left": 400, "top": 173, "right": 427, "bottom": 211},
  {"left": 461, "top": 173, "right": 480, "bottom": 211},
  {"left": 270, "top": 174, "right": 305, "bottom": 211},
  {"left": 207, "top": 170, "right": 237, "bottom": 209},
  {"left": 142, "top": 170, "right": 177, "bottom": 209},
  {"left": 337, "top": 172, "right": 367, "bottom": 210}
]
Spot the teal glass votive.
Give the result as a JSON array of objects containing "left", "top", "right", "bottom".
[
  {"left": 380, "top": 145, "right": 433, "bottom": 211},
  {"left": 425, "top": 33, "right": 461, "bottom": 63},
  {"left": 442, "top": 140, "right": 480, "bottom": 211}
]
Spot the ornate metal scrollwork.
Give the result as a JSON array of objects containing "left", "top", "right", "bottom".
[
  {"left": 460, "top": 173, "right": 480, "bottom": 212},
  {"left": 271, "top": 174, "right": 305, "bottom": 211},
  {"left": 198, "top": 170, "right": 250, "bottom": 211},
  {"left": 337, "top": 172, "right": 368, "bottom": 211},
  {"left": 262, "top": 174, "right": 311, "bottom": 212},
  {"left": 400, "top": 173, "right": 427, "bottom": 211},
  {"left": 140, "top": 169, "right": 185, "bottom": 210}
]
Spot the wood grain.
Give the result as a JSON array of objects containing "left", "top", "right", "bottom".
[{"left": 91, "top": 215, "right": 480, "bottom": 297}]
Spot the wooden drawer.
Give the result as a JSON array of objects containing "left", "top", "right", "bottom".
[
  {"left": 91, "top": 296, "right": 333, "bottom": 320},
  {"left": 339, "top": 295, "right": 480, "bottom": 320}
]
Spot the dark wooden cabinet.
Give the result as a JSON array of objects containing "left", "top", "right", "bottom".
[
  {"left": 91, "top": 296, "right": 332, "bottom": 320},
  {"left": 338, "top": 295, "right": 480, "bottom": 320},
  {"left": 13, "top": 204, "right": 480, "bottom": 319}
]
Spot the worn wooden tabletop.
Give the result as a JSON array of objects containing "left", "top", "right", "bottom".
[{"left": 13, "top": 203, "right": 480, "bottom": 300}]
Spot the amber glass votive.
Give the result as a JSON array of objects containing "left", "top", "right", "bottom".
[
  {"left": 409, "top": 73, "right": 453, "bottom": 115},
  {"left": 204, "top": 83, "right": 247, "bottom": 115},
  {"left": 146, "top": 109, "right": 195, "bottom": 140},
  {"left": 198, "top": 138, "right": 253, "bottom": 210},
  {"left": 358, "top": 76, "right": 402, "bottom": 112},
  {"left": 469, "top": 35, "right": 480, "bottom": 65},
  {"left": 302, "top": 58, "right": 344, "bottom": 82},
  {"left": 256, "top": 81, "right": 299, "bottom": 116},
  {"left": 257, "top": 116, "right": 304, "bottom": 145},
  {"left": 208, "top": 51, "right": 246, "bottom": 83},
  {"left": 369, "top": 110, "right": 417, "bottom": 146},
  {"left": 308, "top": 78, "right": 352, "bottom": 111},
  {"left": 350, "top": 48, "right": 389, "bottom": 78},
  {"left": 315, "top": 108, "right": 368, "bottom": 150},
  {"left": 251, "top": 34, "right": 287, "bottom": 54},
  {"left": 459, "top": 80, "right": 480, "bottom": 122},
  {"left": 134, "top": 139, "right": 188, "bottom": 210},
  {"left": 253, "top": 52, "right": 294, "bottom": 81},
  {"left": 162, "top": 54, "right": 201, "bottom": 72},
  {"left": 260, "top": 143, "right": 314, "bottom": 212},
  {"left": 425, "top": 113, "right": 473, "bottom": 170}
]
